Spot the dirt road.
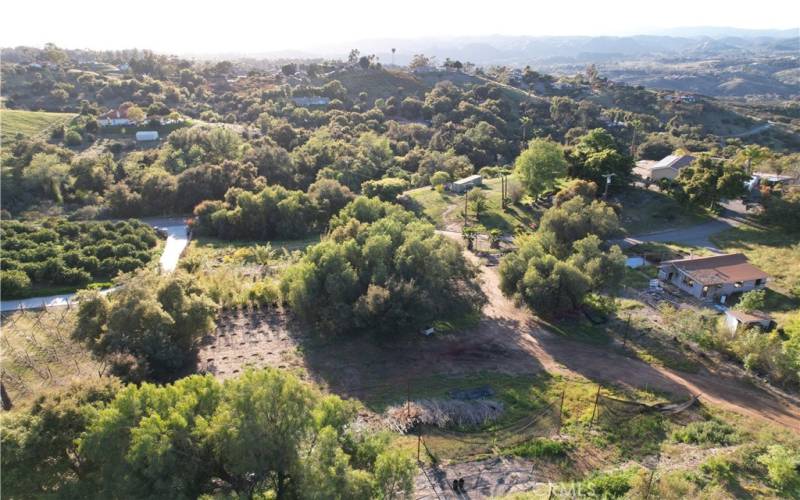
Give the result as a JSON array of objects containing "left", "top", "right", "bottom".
[{"left": 470, "top": 252, "right": 800, "bottom": 430}]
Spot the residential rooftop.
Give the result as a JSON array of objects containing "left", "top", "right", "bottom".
[{"left": 661, "top": 253, "right": 768, "bottom": 286}]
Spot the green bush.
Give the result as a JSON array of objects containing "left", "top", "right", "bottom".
[
  {"left": 583, "top": 469, "right": 634, "bottom": 498},
  {"left": 758, "top": 445, "right": 800, "bottom": 495},
  {"left": 64, "top": 129, "right": 82, "bottom": 146},
  {"left": 700, "top": 455, "right": 735, "bottom": 483},
  {"left": 671, "top": 420, "right": 738, "bottom": 446},
  {"left": 1, "top": 270, "right": 32, "bottom": 297}
]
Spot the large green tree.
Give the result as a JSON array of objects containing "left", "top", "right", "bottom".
[
  {"left": 567, "top": 128, "right": 633, "bottom": 187},
  {"left": 73, "top": 271, "right": 217, "bottom": 382},
  {"left": 514, "top": 138, "right": 567, "bottom": 195},
  {"left": 672, "top": 156, "right": 748, "bottom": 208},
  {"left": 280, "top": 197, "right": 484, "bottom": 335}
]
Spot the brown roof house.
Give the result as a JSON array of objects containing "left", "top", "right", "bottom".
[{"left": 658, "top": 253, "right": 768, "bottom": 303}]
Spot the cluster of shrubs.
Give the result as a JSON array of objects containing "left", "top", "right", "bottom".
[{"left": 0, "top": 219, "right": 159, "bottom": 298}]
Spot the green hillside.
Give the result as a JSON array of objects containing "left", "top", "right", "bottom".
[{"left": 1, "top": 109, "right": 77, "bottom": 142}]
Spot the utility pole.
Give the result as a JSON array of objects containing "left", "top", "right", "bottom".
[{"left": 464, "top": 192, "right": 468, "bottom": 226}]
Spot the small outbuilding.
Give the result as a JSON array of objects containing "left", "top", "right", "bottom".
[
  {"left": 448, "top": 174, "right": 482, "bottom": 194},
  {"left": 135, "top": 130, "right": 159, "bottom": 142},
  {"left": 724, "top": 309, "right": 773, "bottom": 334}
]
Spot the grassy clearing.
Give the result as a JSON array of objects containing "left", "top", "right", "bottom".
[
  {"left": 711, "top": 225, "right": 800, "bottom": 323},
  {"left": 0, "top": 308, "right": 102, "bottom": 407},
  {"left": 188, "top": 234, "right": 321, "bottom": 255},
  {"left": 1, "top": 109, "right": 77, "bottom": 142},
  {"left": 617, "top": 187, "right": 710, "bottom": 236},
  {"left": 181, "top": 236, "right": 319, "bottom": 308},
  {"left": 406, "top": 176, "right": 539, "bottom": 233}
]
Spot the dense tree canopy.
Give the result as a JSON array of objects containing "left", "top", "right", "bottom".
[
  {"left": 671, "top": 156, "right": 748, "bottom": 208},
  {"left": 500, "top": 192, "right": 624, "bottom": 316},
  {"left": 1, "top": 369, "right": 415, "bottom": 500},
  {"left": 0, "top": 219, "right": 159, "bottom": 298},
  {"left": 73, "top": 271, "right": 218, "bottom": 382},
  {"left": 280, "top": 197, "right": 484, "bottom": 335},
  {"left": 567, "top": 128, "right": 633, "bottom": 188}
]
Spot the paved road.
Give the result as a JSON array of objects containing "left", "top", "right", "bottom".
[
  {"left": 620, "top": 203, "right": 749, "bottom": 250},
  {"left": 1, "top": 218, "right": 189, "bottom": 312}
]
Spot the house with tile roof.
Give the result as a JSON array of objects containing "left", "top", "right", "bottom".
[{"left": 657, "top": 253, "right": 768, "bottom": 303}]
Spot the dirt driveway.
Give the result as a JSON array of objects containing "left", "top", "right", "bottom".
[{"left": 470, "top": 252, "right": 800, "bottom": 431}]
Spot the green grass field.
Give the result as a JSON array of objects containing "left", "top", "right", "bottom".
[
  {"left": 616, "top": 187, "right": 711, "bottom": 236},
  {"left": 406, "top": 176, "right": 539, "bottom": 233},
  {"left": 1, "top": 109, "right": 77, "bottom": 142}
]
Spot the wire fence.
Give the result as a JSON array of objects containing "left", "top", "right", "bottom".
[
  {"left": 0, "top": 306, "right": 102, "bottom": 406},
  {"left": 407, "top": 383, "right": 698, "bottom": 465}
]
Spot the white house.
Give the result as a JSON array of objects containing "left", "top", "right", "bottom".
[
  {"left": 658, "top": 253, "right": 768, "bottom": 303},
  {"left": 98, "top": 107, "right": 133, "bottom": 127}
]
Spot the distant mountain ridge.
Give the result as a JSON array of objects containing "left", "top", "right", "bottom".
[{"left": 189, "top": 30, "right": 798, "bottom": 66}]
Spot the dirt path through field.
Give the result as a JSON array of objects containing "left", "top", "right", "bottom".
[{"left": 466, "top": 249, "right": 800, "bottom": 430}]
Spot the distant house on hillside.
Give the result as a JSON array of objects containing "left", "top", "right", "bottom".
[
  {"left": 292, "top": 96, "right": 330, "bottom": 107},
  {"left": 448, "top": 174, "right": 483, "bottom": 194},
  {"left": 634, "top": 154, "right": 695, "bottom": 181},
  {"left": 98, "top": 106, "right": 133, "bottom": 127},
  {"left": 658, "top": 253, "right": 768, "bottom": 303},
  {"left": 411, "top": 66, "right": 438, "bottom": 74},
  {"left": 664, "top": 94, "right": 697, "bottom": 104}
]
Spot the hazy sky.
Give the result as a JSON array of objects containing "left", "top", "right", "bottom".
[{"left": 3, "top": 0, "right": 798, "bottom": 54}]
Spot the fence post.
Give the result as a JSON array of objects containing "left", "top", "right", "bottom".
[
  {"left": 557, "top": 388, "right": 566, "bottom": 434},
  {"left": 589, "top": 384, "right": 601, "bottom": 430},
  {"left": 644, "top": 468, "right": 656, "bottom": 499}
]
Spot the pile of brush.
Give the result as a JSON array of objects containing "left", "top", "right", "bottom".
[{"left": 384, "top": 398, "right": 504, "bottom": 433}]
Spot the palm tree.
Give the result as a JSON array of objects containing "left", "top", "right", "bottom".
[
  {"left": 489, "top": 229, "right": 502, "bottom": 249},
  {"left": 462, "top": 226, "right": 478, "bottom": 251},
  {"left": 740, "top": 145, "right": 770, "bottom": 175}
]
